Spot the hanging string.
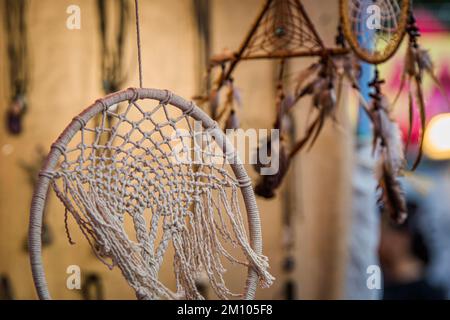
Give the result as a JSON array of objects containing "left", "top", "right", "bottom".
[{"left": 134, "top": 0, "right": 143, "bottom": 88}]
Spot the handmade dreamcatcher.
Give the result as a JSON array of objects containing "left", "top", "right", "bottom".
[
  {"left": 198, "top": 0, "right": 445, "bottom": 226},
  {"left": 196, "top": 0, "right": 352, "bottom": 199},
  {"left": 196, "top": 0, "right": 357, "bottom": 300},
  {"left": 29, "top": 0, "right": 273, "bottom": 300},
  {"left": 340, "top": 0, "right": 410, "bottom": 64},
  {"left": 340, "top": 0, "right": 449, "bottom": 223},
  {"left": 3, "top": 0, "right": 29, "bottom": 135}
]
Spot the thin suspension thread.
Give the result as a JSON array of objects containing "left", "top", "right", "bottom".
[{"left": 134, "top": 0, "right": 143, "bottom": 88}]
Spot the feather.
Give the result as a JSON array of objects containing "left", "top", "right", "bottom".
[
  {"left": 373, "top": 100, "right": 408, "bottom": 224},
  {"left": 411, "top": 75, "right": 426, "bottom": 171},
  {"left": 209, "top": 88, "right": 220, "bottom": 120},
  {"left": 254, "top": 139, "right": 290, "bottom": 199},
  {"left": 232, "top": 85, "right": 243, "bottom": 109},
  {"left": 376, "top": 152, "right": 408, "bottom": 224},
  {"left": 405, "top": 90, "right": 414, "bottom": 153},
  {"left": 294, "top": 63, "right": 320, "bottom": 95},
  {"left": 289, "top": 115, "right": 322, "bottom": 158},
  {"left": 393, "top": 46, "right": 417, "bottom": 107},
  {"left": 417, "top": 48, "right": 450, "bottom": 108},
  {"left": 224, "top": 109, "right": 239, "bottom": 130},
  {"left": 378, "top": 105, "right": 405, "bottom": 173}
]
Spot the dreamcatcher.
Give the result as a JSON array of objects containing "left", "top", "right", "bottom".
[
  {"left": 340, "top": 0, "right": 449, "bottom": 223},
  {"left": 3, "top": 0, "right": 29, "bottom": 135},
  {"left": 29, "top": 0, "right": 273, "bottom": 300},
  {"left": 340, "top": 0, "right": 410, "bottom": 64},
  {"left": 197, "top": 0, "right": 360, "bottom": 300},
  {"left": 197, "top": 0, "right": 354, "bottom": 199},
  {"left": 393, "top": 6, "right": 450, "bottom": 170}
]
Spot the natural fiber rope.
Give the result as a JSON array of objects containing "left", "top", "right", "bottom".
[
  {"left": 134, "top": 0, "right": 143, "bottom": 88},
  {"left": 29, "top": 88, "right": 273, "bottom": 300}
]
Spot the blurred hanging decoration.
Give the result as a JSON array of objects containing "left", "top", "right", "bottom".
[
  {"left": 0, "top": 274, "right": 14, "bottom": 300},
  {"left": 393, "top": 8, "right": 450, "bottom": 170},
  {"left": 3, "top": 0, "right": 29, "bottom": 135},
  {"left": 197, "top": 0, "right": 352, "bottom": 198},
  {"left": 339, "top": 0, "right": 412, "bottom": 223},
  {"left": 96, "top": 0, "right": 131, "bottom": 139},
  {"left": 340, "top": 0, "right": 410, "bottom": 64},
  {"left": 368, "top": 70, "right": 407, "bottom": 224},
  {"left": 97, "top": 0, "right": 130, "bottom": 95},
  {"left": 196, "top": 0, "right": 348, "bottom": 125}
]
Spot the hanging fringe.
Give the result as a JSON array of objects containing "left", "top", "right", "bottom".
[{"left": 50, "top": 160, "right": 273, "bottom": 299}]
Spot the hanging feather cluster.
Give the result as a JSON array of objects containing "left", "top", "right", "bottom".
[
  {"left": 253, "top": 60, "right": 292, "bottom": 198},
  {"left": 369, "top": 73, "right": 407, "bottom": 224},
  {"left": 194, "top": 54, "right": 242, "bottom": 131},
  {"left": 253, "top": 136, "right": 291, "bottom": 199},
  {"left": 290, "top": 57, "right": 339, "bottom": 153},
  {"left": 394, "top": 13, "right": 449, "bottom": 170}
]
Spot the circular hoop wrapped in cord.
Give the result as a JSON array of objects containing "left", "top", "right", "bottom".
[
  {"left": 340, "top": 0, "right": 410, "bottom": 64},
  {"left": 29, "top": 88, "right": 273, "bottom": 300}
]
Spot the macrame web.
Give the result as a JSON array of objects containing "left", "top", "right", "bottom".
[
  {"left": 346, "top": 0, "right": 406, "bottom": 58},
  {"left": 47, "top": 94, "right": 273, "bottom": 299},
  {"left": 241, "top": 0, "right": 324, "bottom": 59}
]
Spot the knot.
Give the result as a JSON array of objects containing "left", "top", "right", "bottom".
[
  {"left": 163, "top": 222, "right": 182, "bottom": 234},
  {"left": 161, "top": 90, "right": 173, "bottom": 105},
  {"left": 184, "top": 101, "right": 195, "bottom": 116},
  {"left": 51, "top": 141, "right": 66, "bottom": 154},
  {"left": 129, "top": 87, "right": 140, "bottom": 102},
  {"left": 72, "top": 115, "right": 86, "bottom": 128},
  {"left": 95, "top": 98, "right": 108, "bottom": 112},
  {"left": 39, "top": 170, "right": 55, "bottom": 179},
  {"left": 238, "top": 177, "right": 253, "bottom": 188}
]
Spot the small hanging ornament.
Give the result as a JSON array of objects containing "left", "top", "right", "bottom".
[
  {"left": 339, "top": 0, "right": 410, "bottom": 64},
  {"left": 4, "top": 0, "right": 29, "bottom": 135},
  {"left": 6, "top": 95, "right": 27, "bottom": 135},
  {"left": 393, "top": 10, "right": 450, "bottom": 170},
  {"left": 201, "top": 0, "right": 348, "bottom": 133},
  {"left": 254, "top": 137, "right": 291, "bottom": 199},
  {"left": 368, "top": 70, "right": 407, "bottom": 224}
]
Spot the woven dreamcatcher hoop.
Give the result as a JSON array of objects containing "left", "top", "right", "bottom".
[
  {"left": 29, "top": 0, "right": 272, "bottom": 300},
  {"left": 340, "top": 0, "right": 410, "bottom": 64},
  {"left": 29, "top": 88, "right": 273, "bottom": 300}
]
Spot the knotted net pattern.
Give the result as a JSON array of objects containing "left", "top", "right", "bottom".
[
  {"left": 242, "top": 0, "right": 323, "bottom": 58},
  {"left": 47, "top": 93, "right": 273, "bottom": 299},
  {"left": 346, "top": 0, "right": 407, "bottom": 57}
]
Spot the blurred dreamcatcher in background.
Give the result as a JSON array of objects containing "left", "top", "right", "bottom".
[
  {"left": 193, "top": 1, "right": 450, "bottom": 297},
  {"left": 3, "top": 0, "right": 29, "bottom": 135},
  {"left": 196, "top": 0, "right": 448, "bottom": 223}
]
